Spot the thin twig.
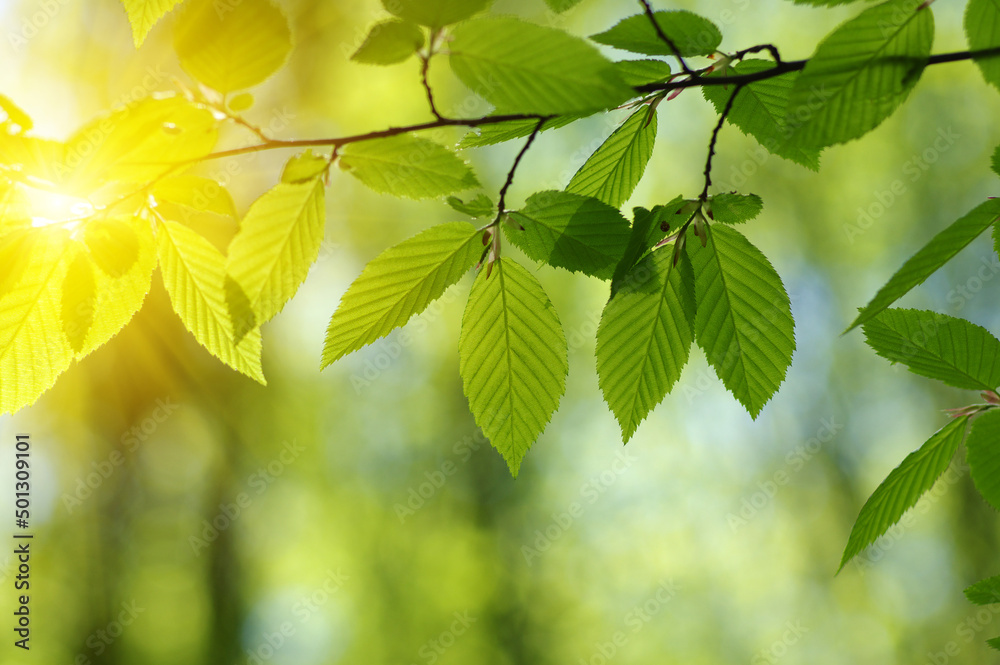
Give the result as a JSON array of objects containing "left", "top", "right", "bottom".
[
  {"left": 701, "top": 84, "right": 743, "bottom": 200},
  {"left": 734, "top": 43, "right": 783, "bottom": 65},
  {"left": 638, "top": 0, "right": 695, "bottom": 76},
  {"left": 493, "top": 118, "right": 548, "bottom": 227},
  {"left": 419, "top": 54, "right": 444, "bottom": 120}
]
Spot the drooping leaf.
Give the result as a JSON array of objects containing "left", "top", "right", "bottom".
[
  {"left": 992, "top": 144, "right": 1000, "bottom": 177},
  {"left": 0, "top": 229, "right": 38, "bottom": 294},
  {"left": 157, "top": 218, "right": 265, "bottom": 383},
  {"left": 609, "top": 197, "right": 687, "bottom": 293},
  {"left": 351, "top": 19, "right": 425, "bottom": 65},
  {"left": 0, "top": 228, "right": 75, "bottom": 414},
  {"left": 839, "top": 416, "right": 968, "bottom": 571},
  {"left": 966, "top": 575, "right": 1000, "bottom": 605},
  {"left": 60, "top": 251, "right": 97, "bottom": 353},
  {"left": 339, "top": 135, "right": 478, "bottom": 199},
  {"left": 382, "top": 0, "right": 490, "bottom": 28},
  {"left": 321, "top": 222, "right": 482, "bottom": 367},
  {"left": 702, "top": 59, "right": 821, "bottom": 169},
  {"left": 566, "top": 107, "right": 657, "bottom": 209},
  {"left": 689, "top": 224, "right": 795, "bottom": 417},
  {"left": 784, "top": 0, "right": 934, "bottom": 149},
  {"left": 590, "top": 10, "right": 722, "bottom": 57},
  {"left": 596, "top": 244, "right": 695, "bottom": 442},
  {"left": 281, "top": 150, "right": 329, "bottom": 184},
  {"left": 966, "top": 408, "right": 1000, "bottom": 510},
  {"left": 446, "top": 193, "right": 494, "bottom": 218},
  {"left": 73, "top": 214, "right": 157, "bottom": 359},
  {"left": 505, "top": 191, "right": 630, "bottom": 279},
  {"left": 173, "top": 0, "right": 292, "bottom": 92},
  {"left": 965, "top": 0, "right": 1000, "bottom": 91},
  {"left": 65, "top": 96, "right": 218, "bottom": 190},
  {"left": 153, "top": 175, "right": 239, "bottom": 253},
  {"left": 863, "top": 308, "right": 1000, "bottom": 391},
  {"left": 848, "top": 198, "right": 1000, "bottom": 331},
  {"left": 459, "top": 258, "right": 568, "bottom": 476},
  {"left": 458, "top": 114, "right": 586, "bottom": 149},
  {"left": 226, "top": 179, "right": 326, "bottom": 340},
  {"left": 449, "top": 17, "right": 632, "bottom": 115},
  {"left": 120, "top": 0, "right": 183, "bottom": 46},
  {"left": 611, "top": 59, "right": 672, "bottom": 86},
  {"left": 83, "top": 218, "right": 140, "bottom": 277},
  {"left": 710, "top": 192, "right": 763, "bottom": 225}
]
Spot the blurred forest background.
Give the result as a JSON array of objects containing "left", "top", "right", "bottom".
[{"left": 1, "top": 0, "right": 999, "bottom": 663}]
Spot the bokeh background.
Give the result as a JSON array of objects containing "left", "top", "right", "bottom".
[{"left": 1, "top": 0, "right": 999, "bottom": 663}]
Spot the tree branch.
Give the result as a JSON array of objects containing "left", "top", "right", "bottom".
[
  {"left": 178, "top": 46, "right": 1000, "bottom": 167},
  {"left": 702, "top": 84, "right": 743, "bottom": 200}
]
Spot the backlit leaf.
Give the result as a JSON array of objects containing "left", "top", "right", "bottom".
[{"left": 339, "top": 135, "right": 478, "bottom": 199}]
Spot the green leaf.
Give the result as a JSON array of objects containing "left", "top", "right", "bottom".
[
  {"left": 505, "top": 191, "right": 631, "bottom": 279},
  {"left": 60, "top": 251, "right": 97, "bottom": 354},
  {"left": 689, "top": 224, "right": 795, "bottom": 417},
  {"left": 281, "top": 150, "right": 329, "bottom": 184},
  {"left": 65, "top": 96, "right": 218, "bottom": 190},
  {"left": 992, "top": 144, "right": 1000, "bottom": 177},
  {"left": 784, "top": 0, "right": 934, "bottom": 149},
  {"left": 0, "top": 228, "right": 75, "bottom": 414},
  {"left": 839, "top": 416, "right": 967, "bottom": 571},
  {"left": 566, "top": 107, "right": 657, "bottom": 209},
  {"left": 863, "top": 308, "right": 1000, "bottom": 391},
  {"left": 458, "top": 114, "right": 586, "bottom": 149},
  {"left": 848, "top": 199, "right": 1000, "bottom": 332},
  {"left": 321, "top": 222, "right": 482, "bottom": 367},
  {"left": 609, "top": 198, "right": 687, "bottom": 293},
  {"left": 157, "top": 219, "right": 266, "bottom": 383},
  {"left": 339, "top": 135, "right": 478, "bottom": 199},
  {"left": 382, "top": 0, "right": 490, "bottom": 28},
  {"left": 459, "top": 258, "right": 568, "bottom": 476},
  {"left": 965, "top": 0, "right": 1000, "bottom": 90},
  {"left": 544, "top": 0, "right": 585, "bottom": 12},
  {"left": 73, "top": 215, "right": 157, "bottom": 360},
  {"left": 446, "top": 193, "right": 494, "bottom": 218},
  {"left": 121, "top": 0, "right": 183, "bottom": 46},
  {"left": 702, "top": 60, "right": 821, "bottom": 169},
  {"left": 591, "top": 10, "right": 722, "bottom": 57},
  {"left": 173, "top": 0, "right": 292, "bottom": 92},
  {"left": 709, "top": 192, "right": 763, "bottom": 225},
  {"left": 966, "top": 409, "right": 1000, "bottom": 510},
  {"left": 83, "top": 219, "right": 139, "bottom": 278},
  {"left": 153, "top": 175, "right": 239, "bottom": 253},
  {"left": 611, "top": 59, "right": 672, "bottom": 86},
  {"left": 226, "top": 179, "right": 326, "bottom": 340},
  {"left": 449, "top": 17, "right": 632, "bottom": 115},
  {"left": 966, "top": 575, "right": 1000, "bottom": 605},
  {"left": 351, "top": 19, "right": 425, "bottom": 65},
  {"left": 596, "top": 244, "right": 695, "bottom": 442}
]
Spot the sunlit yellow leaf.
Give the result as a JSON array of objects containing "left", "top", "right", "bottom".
[
  {"left": 83, "top": 218, "right": 140, "bottom": 277},
  {"left": 120, "top": 0, "right": 184, "bottom": 47},
  {"left": 0, "top": 227, "right": 75, "bottom": 414},
  {"left": 60, "top": 250, "right": 97, "bottom": 353},
  {"left": 157, "top": 218, "right": 266, "bottom": 383},
  {"left": 173, "top": 0, "right": 293, "bottom": 93},
  {"left": 153, "top": 175, "right": 238, "bottom": 253},
  {"left": 73, "top": 214, "right": 157, "bottom": 359}
]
